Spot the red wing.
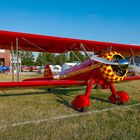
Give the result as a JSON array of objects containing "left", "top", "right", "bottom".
[
  {"left": 124, "top": 76, "right": 140, "bottom": 81},
  {"left": 0, "top": 80, "right": 86, "bottom": 89},
  {"left": 0, "top": 30, "right": 140, "bottom": 56}
]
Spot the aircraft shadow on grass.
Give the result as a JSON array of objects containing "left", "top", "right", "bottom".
[
  {"left": 0, "top": 87, "right": 111, "bottom": 107},
  {"left": 0, "top": 87, "right": 84, "bottom": 97},
  {"left": 55, "top": 94, "right": 72, "bottom": 108},
  {"left": 55, "top": 95, "right": 112, "bottom": 110},
  {"left": 0, "top": 91, "right": 47, "bottom": 97}
]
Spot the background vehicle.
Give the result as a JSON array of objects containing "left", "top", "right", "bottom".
[
  {"left": 0, "top": 66, "right": 10, "bottom": 73},
  {"left": 29, "top": 66, "right": 39, "bottom": 72},
  {"left": 21, "top": 66, "right": 30, "bottom": 72}
]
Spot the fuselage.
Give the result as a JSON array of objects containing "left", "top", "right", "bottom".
[{"left": 58, "top": 59, "right": 103, "bottom": 82}]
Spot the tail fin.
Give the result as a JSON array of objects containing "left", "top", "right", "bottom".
[{"left": 44, "top": 64, "right": 53, "bottom": 79}]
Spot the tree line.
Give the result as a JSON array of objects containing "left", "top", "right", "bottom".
[{"left": 19, "top": 51, "right": 88, "bottom": 66}]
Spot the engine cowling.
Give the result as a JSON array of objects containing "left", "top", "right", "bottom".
[{"left": 100, "top": 51, "right": 128, "bottom": 82}]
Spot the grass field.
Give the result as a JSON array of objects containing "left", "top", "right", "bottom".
[{"left": 0, "top": 73, "right": 139, "bottom": 140}]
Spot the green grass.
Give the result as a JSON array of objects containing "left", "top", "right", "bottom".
[
  {"left": 0, "top": 73, "right": 43, "bottom": 82},
  {"left": 0, "top": 74, "right": 140, "bottom": 140}
]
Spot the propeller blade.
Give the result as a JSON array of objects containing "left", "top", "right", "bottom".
[{"left": 91, "top": 56, "right": 119, "bottom": 65}]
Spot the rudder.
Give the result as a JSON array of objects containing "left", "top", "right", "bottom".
[{"left": 44, "top": 64, "right": 53, "bottom": 79}]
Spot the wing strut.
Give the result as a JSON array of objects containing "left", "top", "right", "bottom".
[
  {"left": 80, "top": 43, "right": 92, "bottom": 61},
  {"left": 71, "top": 50, "right": 83, "bottom": 63},
  {"left": 21, "top": 37, "right": 46, "bottom": 52}
]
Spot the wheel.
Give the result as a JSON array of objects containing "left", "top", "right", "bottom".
[
  {"left": 71, "top": 95, "right": 90, "bottom": 112},
  {"left": 109, "top": 91, "right": 129, "bottom": 104}
]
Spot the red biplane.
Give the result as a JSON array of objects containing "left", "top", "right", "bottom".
[{"left": 0, "top": 30, "right": 140, "bottom": 112}]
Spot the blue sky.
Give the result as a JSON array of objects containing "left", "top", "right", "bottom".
[{"left": 0, "top": 0, "right": 140, "bottom": 45}]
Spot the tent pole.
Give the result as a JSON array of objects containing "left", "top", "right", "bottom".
[
  {"left": 11, "top": 42, "right": 14, "bottom": 82},
  {"left": 16, "top": 38, "right": 19, "bottom": 82}
]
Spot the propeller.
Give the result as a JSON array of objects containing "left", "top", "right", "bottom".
[
  {"left": 79, "top": 43, "right": 140, "bottom": 74},
  {"left": 91, "top": 55, "right": 118, "bottom": 65},
  {"left": 91, "top": 55, "right": 140, "bottom": 73}
]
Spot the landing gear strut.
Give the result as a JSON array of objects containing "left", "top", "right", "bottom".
[
  {"left": 109, "top": 82, "right": 129, "bottom": 104},
  {"left": 72, "top": 79, "right": 95, "bottom": 112}
]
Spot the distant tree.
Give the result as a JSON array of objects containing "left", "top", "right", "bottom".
[
  {"left": 69, "top": 51, "right": 86, "bottom": 62},
  {"left": 35, "top": 53, "right": 42, "bottom": 66},
  {"left": 35, "top": 51, "right": 88, "bottom": 66},
  {"left": 36, "top": 52, "right": 56, "bottom": 66},
  {"left": 55, "top": 54, "right": 67, "bottom": 65},
  {"left": 44, "top": 53, "right": 55, "bottom": 65},
  {"left": 20, "top": 51, "right": 35, "bottom": 66}
]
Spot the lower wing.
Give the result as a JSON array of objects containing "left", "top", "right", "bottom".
[
  {"left": 0, "top": 80, "right": 86, "bottom": 89},
  {"left": 124, "top": 76, "right": 140, "bottom": 81}
]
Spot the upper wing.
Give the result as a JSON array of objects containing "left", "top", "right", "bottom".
[{"left": 0, "top": 30, "right": 140, "bottom": 56}]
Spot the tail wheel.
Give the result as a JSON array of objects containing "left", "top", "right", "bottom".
[{"left": 109, "top": 91, "right": 129, "bottom": 105}]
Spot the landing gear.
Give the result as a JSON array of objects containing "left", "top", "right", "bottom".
[
  {"left": 109, "top": 91, "right": 129, "bottom": 105},
  {"left": 109, "top": 82, "right": 129, "bottom": 104},
  {"left": 72, "top": 95, "right": 90, "bottom": 112},
  {"left": 72, "top": 79, "right": 95, "bottom": 112}
]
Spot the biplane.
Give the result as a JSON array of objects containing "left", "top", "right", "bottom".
[{"left": 0, "top": 30, "right": 140, "bottom": 112}]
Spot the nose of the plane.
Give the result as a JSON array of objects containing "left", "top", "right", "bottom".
[{"left": 118, "top": 59, "right": 129, "bottom": 70}]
